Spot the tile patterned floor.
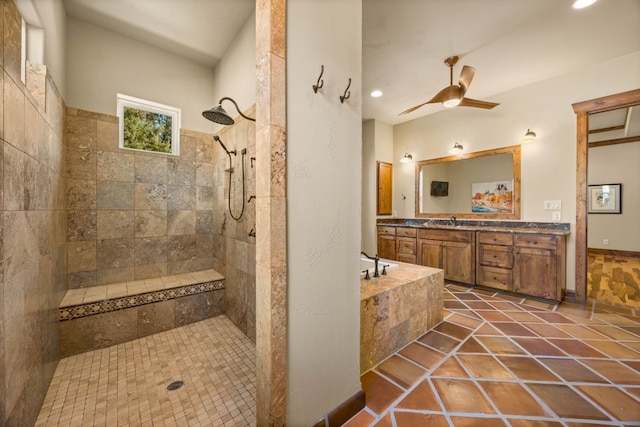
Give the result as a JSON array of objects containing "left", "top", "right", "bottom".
[
  {"left": 35, "top": 315, "right": 255, "bottom": 427},
  {"left": 348, "top": 285, "right": 640, "bottom": 426}
]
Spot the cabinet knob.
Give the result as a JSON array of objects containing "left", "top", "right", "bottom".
[
  {"left": 533, "top": 241, "right": 538, "bottom": 244},
  {"left": 493, "top": 277, "right": 497, "bottom": 280},
  {"left": 493, "top": 238, "right": 497, "bottom": 241},
  {"left": 493, "top": 255, "right": 497, "bottom": 258}
]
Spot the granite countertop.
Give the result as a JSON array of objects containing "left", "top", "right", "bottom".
[
  {"left": 360, "top": 261, "right": 442, "bottom": 300},
  {"left": 377, "top": 218, "right": 571, "bottom": 235}
]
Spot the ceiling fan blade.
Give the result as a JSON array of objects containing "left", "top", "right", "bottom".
[
  {"left": 427, "top": 86, "right": 459, "bottom": 104},
  {"left": 458, "top": 65, "right": 476, "bottom": 96},
  {"left": 458, "top": 97, "right": 500, "bottom": 109},
  {"left": 399, "top": 101, "right": 431, "bottom": 115}
]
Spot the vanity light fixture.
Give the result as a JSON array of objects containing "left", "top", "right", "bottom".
[
  {"left": 448, "top": 142, "right": 464, "bottom": 154},
  {"left": 400, "top": 153, "right": 413, "bottom": 163},
  {"left": 572, "top": 0, "right": 597, "bottom": 9},
  {"left": 371, "top": 90, "right": 383, "bottom": 98},
  {"left": 523, "top": 129, "right": 537, "bottom": 142}
]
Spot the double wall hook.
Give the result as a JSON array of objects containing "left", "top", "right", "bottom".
[
  {"left": 340, "top": 78, "right": 352, "bottom": 103},
  {"left": 313, "top": 65, "right": 324, "bottom": 93}
]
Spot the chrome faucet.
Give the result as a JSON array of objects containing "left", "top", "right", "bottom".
[
  {"left": 361, "top": 251, "right": 380, "bottom": 278},
  {"left": 449, "top": 215, "right": 457, "bottom": 226}
]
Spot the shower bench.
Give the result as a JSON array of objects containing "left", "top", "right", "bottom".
[{"left": 58, "top": 269, "right": 225, "bottom": 358}]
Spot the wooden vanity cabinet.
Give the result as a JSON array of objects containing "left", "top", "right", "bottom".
[
  {"left": 417, "top": 229, "right": 475, "bottom": 284},
  {"left": 477, "top": 231, "right": 566, "bottom": 301},
  {"left": 513, "top": 233, "right": 566, "bottom": 301},
  {"left": 377, "top": 226, "right": 396, "bottom": 260}
]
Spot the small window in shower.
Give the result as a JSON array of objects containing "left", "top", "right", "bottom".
[{"left": 117, "top": 94, "right": 181, "bottom": 155}]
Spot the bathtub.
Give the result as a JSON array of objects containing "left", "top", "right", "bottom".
[{"left": 360, "top": 257, "right": 399, "bottom": 278}]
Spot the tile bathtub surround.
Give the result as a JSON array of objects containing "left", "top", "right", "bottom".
[
  {"left": 37, "top": 315, "right": 256, "bottom": 427},
  {"left": 58, "top": 270, "right": 226, "bottom": 357},
  {"left": 347, "top": 285, "right": 640, "bottom": 426},
  {"left": 1, "top": 1, "right": 67, "bottom": 425}
]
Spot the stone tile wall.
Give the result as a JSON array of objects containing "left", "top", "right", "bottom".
[
  {"left": 64, "top": 109, "right": 222, "bottom": 287},
  {"left": 1, "top": 1, "right": 67, "bottom": 425}
]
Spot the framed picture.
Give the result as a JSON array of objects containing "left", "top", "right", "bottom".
[
  {"left": 588, "top": 183, "right": 622, "bottom": 214},
  {"left": 471, "top": 180, "right": 514, "bottom": 213}
]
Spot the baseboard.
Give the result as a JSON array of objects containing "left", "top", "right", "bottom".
[{"left": 310, "top": 389, "right": 366, "bottom": 427}]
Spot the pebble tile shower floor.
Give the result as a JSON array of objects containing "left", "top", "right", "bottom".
[
  {"left": 35, "top": 315, "right": 255, "bottom": 427},
  {"left": 348, "top": 285, "right": 640, "bottom": 426}
]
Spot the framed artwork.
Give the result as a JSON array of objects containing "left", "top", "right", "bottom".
[
  {"left": 471, "top": 180, "right": 514, "bottom": 213},
  {"left": 588, "top": 183, "right": 622, "bottom": 214}
]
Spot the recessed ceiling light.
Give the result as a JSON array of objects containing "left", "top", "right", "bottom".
[
  {"left": 370, "top": 90, "right": 383, "bottom": 98},
  {"left": 572, "top": 0, "right": 597, "bottom": 9}
]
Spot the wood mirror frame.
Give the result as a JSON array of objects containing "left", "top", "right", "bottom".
[
  {"left": 572, "top": 88, "right": 640, "bottom": 303},
  {"left": 414, "top": 144, "right": 521, "bottom": 219}
]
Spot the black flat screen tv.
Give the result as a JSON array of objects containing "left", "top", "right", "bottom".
[{"left": 430, "top": 181, "right": 449, "bottom": 197}]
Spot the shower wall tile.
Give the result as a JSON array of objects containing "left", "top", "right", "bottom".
[
  {"left": 96, "top": 119, "right": 118, "bottom": 152},
  {"left": 96, "top": 266, "right": 134, "bottom": 286},
  {"left": 175, "top": 293, "right": 209, "bottom": 326},
  {"left": 135, "top": 155, "right": 167, "bottom": 184},
  {"left": 167, "top": 210, "right": 195, "bottom": 236},
  {"left": 3, "top": 141, "right": 26, "bottom": 210},
  {"left": 67, "top": 178, "right": 96, "bottom": 210},
  {"left": 96, "top": 181, "right": 134, "bottom": 210},
  {"left": 134, "top": 262, "right": 167, "bottom": 280},
  {"left": 65, "top": 148, "right": 96, "bottom": 179},
  {"left": 179, "top": 132, "right": 197, "bottom": 161},
  {"left": 134, "top": 237, "right": 167, "bottom": 265},
  {"left": 167, "top": 184, "right": 196, "bottom": 210},
  {"left": 168, "top": 259, "right": 200, "bottom": 275},
  {"left": 68, "top": 271, "right": 97, "bottom": 289},
  {"left": 67, "top": 240, "right": 97, "bottom": 273},
  {"left": 134, "top": 182, "right": 166, "bottom": 210},
  {"left": 97, "top": 150, "right": 134, "bottom": 182},
  {"left": 138, "top": 299, "right": 175, "bottom": 337},
  {"left": 96, "top": 238, "right": 134, "bottom": 269},
  {"left": 168, "top": 234, "right": 197, "bottom": 262},
  {"left": 196, "top": 186, "right": 215, "bottom": 210},
  {"left": 168, "top": 158, "right": 196, "bottom": 186},
  {"left": 65, "top": 114, "right": 96, "bottom": 150},
  {"left": 196, "top": 210, "right": 214, "bottom": 234},
  {"left": 196, "top": 162, "right": 214, "bottom": 186},
  {"left": 196, "top": 233, "right": 215, "bottom": 259},
  {"left": 3, "top": 0, "right": 21, "bottom": 82},
  {"left": 135, "top": 210, "right": 167, "bottom": 237},
  {"left": 67, "top": 210, "right": 97, "bottom": 241},
  {"left": 93, "top": 308, "right": 138, "bottom": 348},
  {"left": 96, "top": 210, "right": 134, "bottom": 239},
  {"left": 23, "top": 97, "right": 39, "bottom": 158}
]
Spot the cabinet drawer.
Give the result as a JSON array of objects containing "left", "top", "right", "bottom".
[
  {"left": 378, "top": 226, "right": 396, "bottom": 236},
  {"left": 478, "top": 244, "right": 513, "bottom": 268},
  {"left": 397, "top": 237, "right": 417, "bottom": 254},
  {"left": 514, "top": 234, "right": 557, "bottom": 249},
  {"left": 396, "top": 227, "right": 417, "bottom": 237},
  {"left": 417, "top": 229, "right": 473, "bottom": 243},
  {"left": 396, "top": 253, "right": 416, "bottom": 264},
  {"left": 478, "top": 231, "right": 513, "bottom": 246},
  {"left": 478, "top": 266, "right": 512, "bottom": 290}
]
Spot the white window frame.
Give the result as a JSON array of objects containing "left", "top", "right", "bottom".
[{"left": 117, "top": 94, "right": 181, "bottom": 156}]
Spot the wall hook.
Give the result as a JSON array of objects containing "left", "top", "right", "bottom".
[
  {"left": 312, "top": 65, "right": 324, "bottom": 93},
  {"left": 250, "top": 157, "right": 256, "bottom": 168},
  {"left": 249, "top": 229, "right": 256, "bottom": 237},
  {"left": 340, "top": 78, "right": 351, "bottom": 103},
  {"left": 247, "top": 195, "right": 255, "bottom": 203}
]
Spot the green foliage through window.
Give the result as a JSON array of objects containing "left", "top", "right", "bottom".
[{"left": 123, "top": 107, "right": 172, "bottom": 153}]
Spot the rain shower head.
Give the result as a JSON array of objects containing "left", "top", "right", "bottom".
[{"left": 202, "top": 97, "right": 256, "bottom": 125}]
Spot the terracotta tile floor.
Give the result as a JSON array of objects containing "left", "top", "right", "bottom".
[
  {"left": 349, "top": 285, "right": 640, "bottom": 426},
  {"left": 35, "top": 315, "right": 255, "bottom": 427}
]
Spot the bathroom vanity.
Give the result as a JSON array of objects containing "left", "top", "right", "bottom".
[{"left": 377, "top": 220, "right": 569, "bottom": 302}]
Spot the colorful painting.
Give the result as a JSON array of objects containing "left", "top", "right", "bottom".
[{"left": 471, "top": 181, "right": 513, "bottom": 213}]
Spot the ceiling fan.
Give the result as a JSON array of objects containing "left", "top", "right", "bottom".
[{"left": 400, "top": 55, "right": 499, "bottom": 115}]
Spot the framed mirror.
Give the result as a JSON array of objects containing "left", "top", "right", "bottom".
[{"left": 415, "top": 145, "right": 521, "bottom": 219}]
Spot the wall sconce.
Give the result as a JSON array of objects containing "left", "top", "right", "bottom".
[
  {"left": 400, "top": 153, "right": 413, "bottom": 163},
  {"left": 523, "top": 129, "right": 537, "bottom": 142},
  {"left": 448, "top": 142, "right": 464, "bottom": 154}
]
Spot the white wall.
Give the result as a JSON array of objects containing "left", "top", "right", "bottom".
[
  {"left": 391, "top": 51, "right": 640, "bottom": 292},
  {"left": 33, "top": 0, "right": 66, "bottom": 95},
  {"left": 287, "top": 0, "right": 362, "bottom": 424},
  {"left": 588, "top": 141, "right": 640, "bottom": 251},
  {"left": 65, "top": 17, "right": 215, "bottom": 132}
]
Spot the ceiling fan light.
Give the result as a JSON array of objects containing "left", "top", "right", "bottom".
[
  {"left": 443, "top": 98, "right": 461, "bottom": 108},
  {"left": 572, "top": 0, "right": 597, "bottom": 9}
]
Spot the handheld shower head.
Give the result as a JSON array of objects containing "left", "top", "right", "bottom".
[{"left": 214, "top": 135, "right": 236, "bottom": 156}]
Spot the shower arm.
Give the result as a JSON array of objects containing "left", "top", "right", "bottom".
[{"left": 219, "top": 97, "right": 256, "bottom": 122}]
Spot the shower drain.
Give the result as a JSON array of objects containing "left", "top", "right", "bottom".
[{"left": 166, "top": 380, "right": 184, "bottom": 391}]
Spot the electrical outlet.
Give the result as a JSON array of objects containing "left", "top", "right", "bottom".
[
  {"left": 603, "top": 239, "right": 609, "bottom": 245},
  {"left": 552, "top": 211, "right": 561, "bottom": 221}
]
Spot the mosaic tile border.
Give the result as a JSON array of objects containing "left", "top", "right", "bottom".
[{"left": 59, "top": 280, "right": 225, "bottom": 321}]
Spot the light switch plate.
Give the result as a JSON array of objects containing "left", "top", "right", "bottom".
[{"left": 544, "top": 200, "right": 562, "bottom": 210}]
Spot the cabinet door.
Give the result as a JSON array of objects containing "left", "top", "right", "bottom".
[
  {"left": 513, "top": 247, "right": 556, "bottom": 299},
  {"left": 377, "top": 235, "right": 396, "bottom": 260},
  {"left": 443, "top": 242, "right": 474, "bottom": 284},
  {"left": 417, "top": 239, "right": 442, "bottom": 269},
  {"left": 377, "top": 161, "right": 393, "bottom": 215}
]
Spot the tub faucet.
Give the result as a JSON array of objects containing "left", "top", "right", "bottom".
[
  {"left": 449, "top": 215, "right": 457, "bottom": 226},
  {"left": 361, "top": 251, "right": 380, "bottom": 278}
]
